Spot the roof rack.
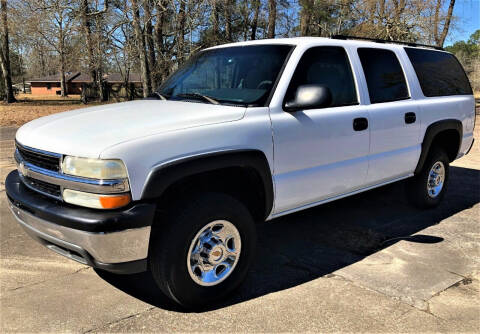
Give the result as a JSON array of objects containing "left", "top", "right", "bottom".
[{"left": 331, "top": 35, "right": 444, "bottom": 51}]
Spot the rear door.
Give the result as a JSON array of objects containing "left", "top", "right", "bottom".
[{"left": 357, "top": 48, "right": 421, "bottom": 185}]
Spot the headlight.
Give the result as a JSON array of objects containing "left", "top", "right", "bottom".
[
  {"left": 63, "top": 189, "right": 131, "bottom": 209},
  {"left": 62, "top": 156, "right": 128, "bottom": 179}
]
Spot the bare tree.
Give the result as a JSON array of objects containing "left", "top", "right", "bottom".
[
  {"left": 153, "top": 0, "right": 170, "bottom": 83},
  {"left": 23, "top": 0, "right": 78, "bottom": 97},
  {"left": 224, "top": 0, "right": 234, "bottom": 42},
  {"left": 9, "top": 0, "right": 465, "bottom": 102},
  {"left": 433, "top": 0, "right": 455, "bottom": 47},
  {"left": 131, "top": 0, "right": 151, "bottom": 97},
  {"left": 267, "top": 0, "right": 276, "bottom": 38},
  {"left": 144, "top": 0, "right": 156, "bottom": 89},
  {"left": 0, "top": 0, "right": 15, "bottom": 102},
  {"left": 251, "top": 0, "right": 260, "bottom": 40},
  {"left": 299, "top": 0, "right": 314, "bottom": 36},
  {"left": 176, "top": 0, "right": 186, "bottom": 64},
  {"left": 210, "top": 0, "right": 220, "bottom": 45},
  {"left": 81, "top": 0, "right": 109, "bottom": 101}
]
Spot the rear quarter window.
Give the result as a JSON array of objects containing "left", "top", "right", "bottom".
[{"left": 404, "top": 47, "right": 472, "bottom": 97}]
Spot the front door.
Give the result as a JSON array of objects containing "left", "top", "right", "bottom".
[{"left": 270, "top": 46, "right": 370, "bottom": 215}]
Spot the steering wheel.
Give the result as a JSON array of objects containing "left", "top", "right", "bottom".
[{"left": 256, "top": 80, "right": 273, "bottom": 89}]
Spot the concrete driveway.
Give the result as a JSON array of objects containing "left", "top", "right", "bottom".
[{"left": 1, "top": 123, "right": 479, "bottom": 333}]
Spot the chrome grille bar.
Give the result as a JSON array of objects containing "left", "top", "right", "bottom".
[{"left": 14, "top": 148, "right": 130, "bottom": 196}]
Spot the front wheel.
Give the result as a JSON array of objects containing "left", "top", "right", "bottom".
[
  {"left": 407, "top": 148, "right": 450, "bottom": 208},
  {"left": 149, "top": 192, "right": 256, "bottom": 308}
]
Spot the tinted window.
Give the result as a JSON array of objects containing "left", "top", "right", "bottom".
[
  {"left": 358, "top": 48, "right": 409, "bottom": 103},
  {"left": 404, "top": 47, "right": 472, "bottom": 97},
  {"left": 285, "top": 46, "right": 358, "bottom": 108}
]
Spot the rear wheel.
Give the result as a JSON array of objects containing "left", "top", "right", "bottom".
[
  {"left": 407, "top": 148, "right": 450, "bottom": 208},
  {"left": 149, "top": 192, "right": 256, "bottom": 308}
]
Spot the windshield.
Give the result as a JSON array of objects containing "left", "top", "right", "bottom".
[{"left": 158, "top": 44, "right": 293, "bottom": 106}]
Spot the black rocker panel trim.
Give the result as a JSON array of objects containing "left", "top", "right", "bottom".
[{"left": 141, "top": 150, "right": 274, "bottom": 220}]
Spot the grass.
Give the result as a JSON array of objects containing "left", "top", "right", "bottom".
[{"left": 15, "top": 93, "right": 82, "bottom": 102}]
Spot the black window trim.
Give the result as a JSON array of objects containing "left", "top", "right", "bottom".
[
  {"left": 403, "top": 47, "right": 473, "bottom": 98},
  {"left": 264, "top": 45, "right": 296, "bottom": 107},
  {"left": 357, "top": 47, "right": 411, "bottom": 104},
  {"left": 282, "top": 45, "right": 360, "bottom": 111}
]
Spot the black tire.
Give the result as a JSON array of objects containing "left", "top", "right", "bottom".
[
  {"left": 407, "top": 148, "right": 450, "bottom": 208},
  {"left": 149, "top": 192, "right": 256, "bottom": 309}
]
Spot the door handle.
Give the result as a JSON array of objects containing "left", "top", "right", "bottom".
[
  {"left": 353, "top": 117, "right": 368, "bottom": 131},
  {"left": 405, "top": 112, "right": 416, "bottom": 124}
]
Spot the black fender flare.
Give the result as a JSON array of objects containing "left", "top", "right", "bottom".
[
  {"left": 414, "top": 119, "right": 462, "bottom": 174},
  {"left": 141, "top": 149, "right": 274, "bottom": 219}
]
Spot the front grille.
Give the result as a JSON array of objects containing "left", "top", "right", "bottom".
[
  {"left": 23, "top": 176, "right": 61, "bottom": 198},
  {"left": 16, "top": 144, "right": 60, "bottom": 172}
]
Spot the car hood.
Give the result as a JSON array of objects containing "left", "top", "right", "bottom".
[{"left": 16, "top": 100, "right": 246, "bottom": 158}]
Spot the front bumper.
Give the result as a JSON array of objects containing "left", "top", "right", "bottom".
[{"left": 6, "top": 170, "right": 156, "bottom": 274}]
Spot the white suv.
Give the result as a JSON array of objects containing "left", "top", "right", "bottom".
[{"left": 6, "top": 37, "right": 475, "bottom": 308}]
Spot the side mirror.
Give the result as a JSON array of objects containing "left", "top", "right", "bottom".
[{"left": 284, "top": 84, "right": 333, "bottom": 112}]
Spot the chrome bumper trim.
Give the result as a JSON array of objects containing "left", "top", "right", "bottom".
[
  {"left": 15, "top": 149, "right": 130, "bottom": 195},
  {"left": 8, "top": 199, "right": 150, "bottom": 264}
]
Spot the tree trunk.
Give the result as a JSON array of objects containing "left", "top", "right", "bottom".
[
  {"left": 81, "top": 0, "right": 97, "bottom": 100},
  {"left": 300, "top": 0, "right": 313, "bottom": 36},
  {"left": 438, "top": 0, "right": 455, "bottom": 47},
  {"left": 59, "top": 22, "right": 67, "bottom": 97},
  {"left": 211, "top": 0, "right": 220, "bottom": 45},
  {"left": 0, "top": 0, "right": 15, "bottom": 103},
  {"left": 267, "top": 0, "right": 276, "bottom": 38},
  {"left": 131, "top": 0, "right": 151, "bottom": 97},
  {"left": 241, "top": 0, "right": 248, "bottom": 40},
  {"left": 176, "top": 0, "right": 186, "bottom": 64},
  {"left": 144, "top": 0, "right": 157, "bottom": 89},
  {"left": 251, "top": 0, "right": 260, "bottom": 40},
  {"left": 154, "top": 0, "right": 168, "bottom": 83},
  {"left": 154, "top": 0, "right": 166, "bottom": 84},
  {"left": 433, "top": 0, "right": 441, "bottom": 43},
  {"left": 59, "top": 54, "right": 66, "bottom": 97},
  {"left": 224, "top": 0, "right": 233, "bottom": 42},
  {"left": 94, "top": 14, "right": 106, "bottom": 101}
]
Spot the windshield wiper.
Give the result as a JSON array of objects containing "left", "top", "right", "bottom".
[
  {"left": 153, "top": 92, "right": 168, "bottom": 100},
  {"left": 175, "top": 93, "right": 220, "bottom": 105}
]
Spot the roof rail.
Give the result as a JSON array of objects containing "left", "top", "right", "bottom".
[{"left": 331, "top": 35, "right": 444, "bottom": 51}]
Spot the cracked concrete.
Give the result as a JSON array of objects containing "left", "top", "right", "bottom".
[{"left": 1, "top": 118, "right": 479, "bottom": 332}]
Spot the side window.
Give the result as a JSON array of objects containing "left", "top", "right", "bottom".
[
  {"left": 404, "top": 47, "right": 472, "bottom": 97},
  {"left": 285, "top": 46, "right": 358, "bottom": 108},
  {"left": 358, "top": 48, "right": 409, "bottom": 103}
]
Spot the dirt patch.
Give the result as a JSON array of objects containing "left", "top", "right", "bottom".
[{"left": 0, "top": 102, "right": 109, "bottom": 127}]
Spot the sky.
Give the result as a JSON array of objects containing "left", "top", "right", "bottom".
[{"left": 446, "top": 0, "right": 480, "bottom": 45}]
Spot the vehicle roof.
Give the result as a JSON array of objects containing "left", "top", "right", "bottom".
[{"left": 206, "top": 37, "right": 448, "bottom": 53}]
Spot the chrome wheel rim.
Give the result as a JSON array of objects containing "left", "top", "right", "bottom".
[
  {"left": 427, "top": 161, "right": 445, "bottom": 198},
  {"left": 187, "top": 220, "right": 241, "bottom": 286}
]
